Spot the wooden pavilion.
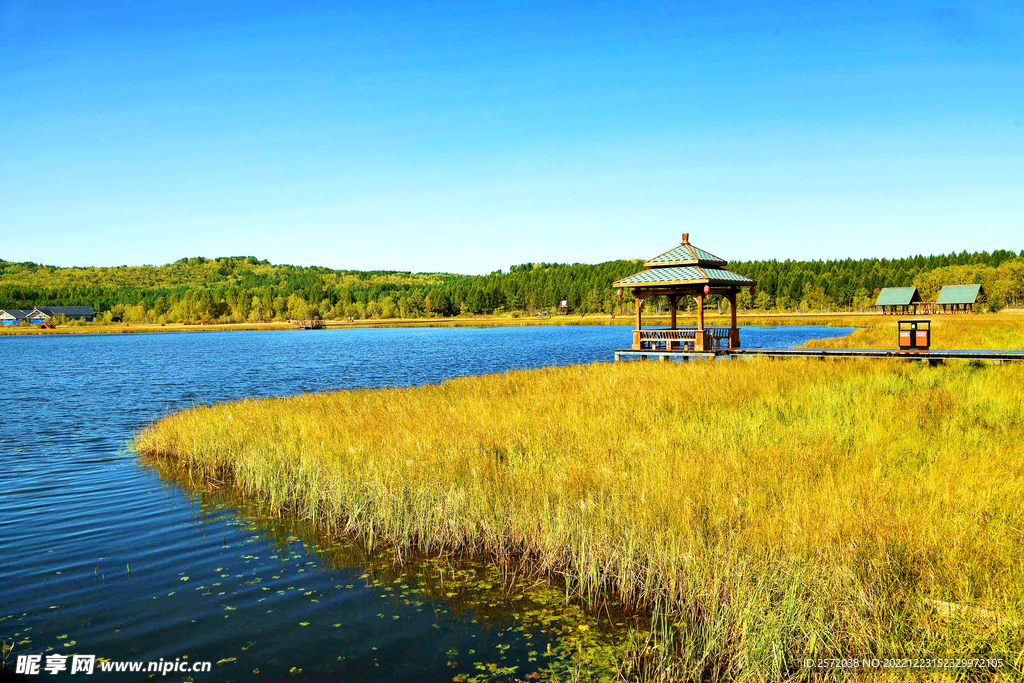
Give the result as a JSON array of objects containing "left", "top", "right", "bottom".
[
  {"left": 613, "top": 233, "right": 755, "bottom": 352},
  {"left": 874, "top": 287, "right": 922, "bottom": 315},
  {"left": 936, "top": 284, "right": 985, "bottom": 314}
]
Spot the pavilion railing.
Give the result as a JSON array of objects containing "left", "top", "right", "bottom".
[
  {"left": 634, "top": 327, "right": 738, "bottom": 351},
  {"left": 639, "top": 329, "right": 698, "bottom": 341},
  {"left": 707, "top": 328, "right": 733, "bottom": 345}
]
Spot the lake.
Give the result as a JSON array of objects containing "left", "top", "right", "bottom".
[{"left": 0, "top": 325, "right": 852, "bottom": 681}]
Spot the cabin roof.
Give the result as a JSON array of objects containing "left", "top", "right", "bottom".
[
  {"left": 874, "top": 287, "right": 920, "bottom": 306},
  {"left": 936, "top": 284, "right": 984, "bottom": 305}
]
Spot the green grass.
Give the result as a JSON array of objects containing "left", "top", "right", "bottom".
[{"left": 135, "top": 322, "right": 1024, "bottom": 681}]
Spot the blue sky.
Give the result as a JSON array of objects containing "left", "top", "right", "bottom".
[{"left": 1, "top": 1, "right": 1021, "bottom": 274}]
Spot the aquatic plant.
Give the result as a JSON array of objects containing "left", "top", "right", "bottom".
[
  {"left": 167, "top": 470, "right": 643, "bottom": 682},
  {"left": 135, "top": 320, "right": 1024, "bottom": 681},
  {"left": 1, "top": 637, "right": 14, "bottom": 672}
]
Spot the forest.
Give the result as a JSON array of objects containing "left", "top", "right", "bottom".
[{"left": 1, "top": 249, "right": 1022, "bottom": 324}]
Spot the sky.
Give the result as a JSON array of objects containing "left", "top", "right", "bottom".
[{"left": 1, "top": 1, "right": 1022, "bottom": 274}]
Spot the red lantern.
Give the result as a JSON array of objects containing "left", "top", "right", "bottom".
[
  {"left": 616, "top": 288, "right": 623, "bottom": 298},
  {"left": 750, "top": 287, "right": 756, "bottom": 296},
  {"left": 703, "top": 285, "right": 710, "bottom": 295}
]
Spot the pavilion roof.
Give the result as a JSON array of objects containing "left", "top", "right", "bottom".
[
  {"left": 614, "top": 266, "right": 754, "bottom": 287},
  {"left": 614, "top": 234, "right": 753, "bottom": 289},
  {"left": 936, "top": 284, "right": 984, "bottom": 305},
  {"left": 874, "top": 287, "right": 920, "bottom": 307},
  {"left": 644, "top": 234, "right": 726, "bottom": 267}
]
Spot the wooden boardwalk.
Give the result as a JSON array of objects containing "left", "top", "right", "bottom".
[{"left": 615, "top": 348, "right": 1024, "bottom": 363}]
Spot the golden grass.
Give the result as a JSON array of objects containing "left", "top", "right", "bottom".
[
  {"left": 805, "top": 311, "right": 1024, "bottom": 351},
  {"left": 0, "top": 321, "right": 296, "bottom": 335},
  {"left": 136, "top": 354, "right": 1024, "bottom": 680},
  {"left": 0, "top": 311, "right": 880, "bottom": 336}
]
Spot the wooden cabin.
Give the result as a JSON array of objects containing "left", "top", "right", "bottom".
[
  {"left": 936, "top": 284, "right": 985, "bottom": 314},
  {"left": 874, "top": 287, "right": 921, "bottom": 315},
  {"left": 612, "top": 233, "right": 755, "bottom": 352}
]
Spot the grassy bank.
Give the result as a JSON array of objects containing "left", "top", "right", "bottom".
[
  {"left": 136, "top": 357, "right": 1024, "bottom": 680},
  {"left": 803, "top": 311, "right": 1024, "bottom": 351},
  {"left": 0, "top": 311, "right": 878, "bottom": 336},
  {"left": 0, "top": 321, "right": 299, "bottom": 335}
]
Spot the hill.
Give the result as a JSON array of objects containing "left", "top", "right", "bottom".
[{"left": 1, "top": 249, "right": 1022, "bottom": 323}]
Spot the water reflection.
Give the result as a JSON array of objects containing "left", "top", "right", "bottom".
[{"left": 141, "top": 461, "right": 642, "bottom": 682}]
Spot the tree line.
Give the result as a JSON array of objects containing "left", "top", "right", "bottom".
[{"left": 1, "top": 249, "right": 1022, "bottom": 324}]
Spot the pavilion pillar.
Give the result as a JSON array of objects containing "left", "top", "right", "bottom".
[
  {"left": 632, "top": 295, "right": 645, "bottom": 350},
  {"left": 695, "top": 294, "right": 706, "bottom": 351},
  {"left": 669, "top": 295, "right": 678, "bottom": 330},
  {"left": 727, "top": 290, "right": 739, "bottom": 349}
]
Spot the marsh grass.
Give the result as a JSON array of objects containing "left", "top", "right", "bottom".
[
  {"left": 805, "top": 311, "right": 1024, "bottom": 351},
  {"left": 1, "top": 637, "right": 13, "bottom": 672},
  {"left": 136, "top": 353, "right": 1024, "bottom": 680},
  {"left": 0, "top": 311, "right": 877, "bottom": 336},
  {"left": 143, "top": 472, "right": 646, "bottom": 682}
]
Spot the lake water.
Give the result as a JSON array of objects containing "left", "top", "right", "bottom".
[{"left": 0, "top": 325, "right": 852, "bottom": 681}]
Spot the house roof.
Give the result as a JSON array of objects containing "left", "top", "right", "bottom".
[
  {"left": 936, "top": 284, "right": 984, "bottom": 306},
  {"left": 0, "top": 309, "right": 32, "bottom": 319},
  {"left": 0, "top": 309, "right": 32, "bottom": 321},
  {"left": 614, "top": 233, "right": 753, "bottom": 290},
  {"left": 30, "top": 306, "right": 96, "bottom": 317},
  {"left": 875, "top": 287, "right": 921, "bottom": 307}
]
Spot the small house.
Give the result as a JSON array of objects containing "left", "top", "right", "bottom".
[
  {"left": 874, "top": 287, "right": 921, "bottom": 315},
  {"left": 0, "top": 309, "right": 32, "bottom": 325},
  {"left": 936, "top": 284, "right": 985, "bottom": 314},
  {"left": 25, "top": 306, "right": 96, "bottom": 324}
]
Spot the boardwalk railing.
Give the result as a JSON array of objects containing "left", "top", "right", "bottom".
[{"left": 633, "top": 327, "right": 737, "bottom": 351}]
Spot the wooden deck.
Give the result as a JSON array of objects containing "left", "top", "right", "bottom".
[
  {"left": 633, "top": 326, "right": 735, "bottom": 352},
  {"left": 615, "top": 347, "right": 1024, "bottom": 363}
]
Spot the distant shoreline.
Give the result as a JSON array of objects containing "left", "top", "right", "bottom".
[{"left": 0, "top": 311, "right": 884, "bottom": 336}]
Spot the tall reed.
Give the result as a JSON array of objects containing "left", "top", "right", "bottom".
[{"left": 136, "top": 352, "right": 1024, "bottom": 680}]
